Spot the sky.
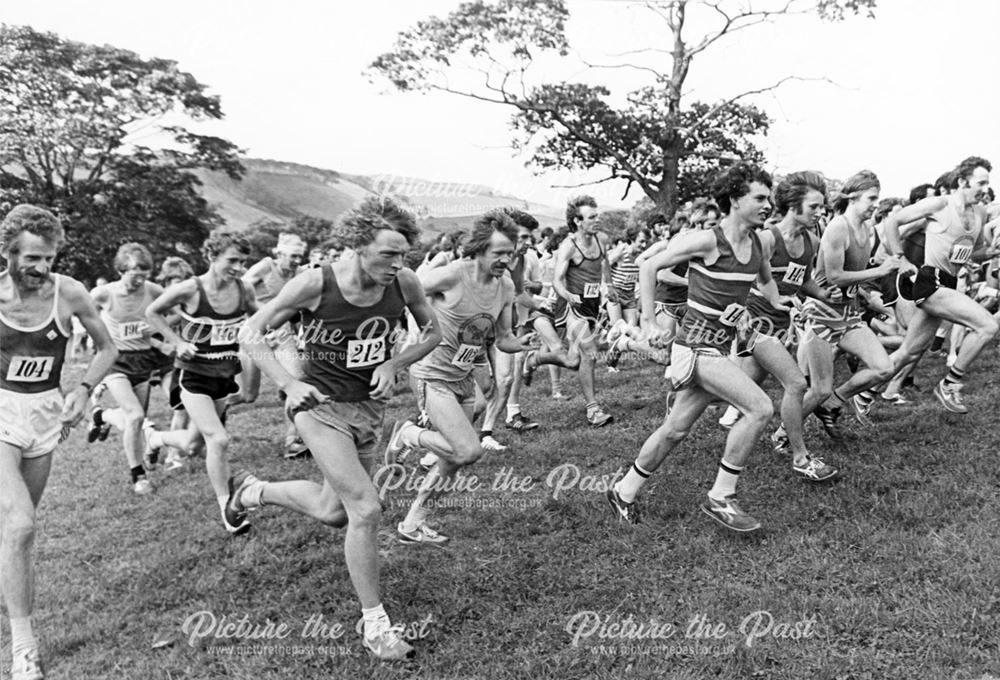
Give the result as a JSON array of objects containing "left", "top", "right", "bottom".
[{"left": 5, "top": 0, "right": 999, "bottom": 211}]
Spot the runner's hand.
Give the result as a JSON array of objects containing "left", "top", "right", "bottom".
[
  {"left": 283, "top": 380, "right": 329, "bottom": 412},
  {"left": 175, "top": 341, "right": 198, "bottom": 360},
  {"left": 369, "top": 363, "right": 397, "bottom": 401},
  {"left": 60, "top": 385, "right": 90, "bottom": 438}
]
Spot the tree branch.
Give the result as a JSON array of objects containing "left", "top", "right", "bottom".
[
  {"left": 682, "top": 75, "right": 834, "bottom": 136},
  {"left": 686, "top": 0, "right": 804, "bottom": 58},
  {"left": 550, "top": 174, "right": 625, "bottom": 189},
  {"left": 579, "top": 57, "right": 667, "bottom": 80}
]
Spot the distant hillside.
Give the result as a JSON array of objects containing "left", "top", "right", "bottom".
[{"left": 196, "top": 158, "right": 563, "bottom": 241}]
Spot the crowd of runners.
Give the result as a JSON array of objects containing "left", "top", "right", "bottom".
[{"left": 2, "top": 155, "right": 998, "bottom": 675}]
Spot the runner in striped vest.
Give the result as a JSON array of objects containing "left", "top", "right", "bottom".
[
  {"left": 719, "top": 171, "right": 839, "bottom": 482},
  {"left": 607, "top": 162, "right": 783, "bottom": 534}
]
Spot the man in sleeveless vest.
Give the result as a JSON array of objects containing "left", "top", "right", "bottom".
[
  {"left": 384, "top": 210, "right": 531, "bottom": 544},
  {"left": 87, "top": 243, "right": 165, "bottom": 494},
  {"left": 552, "top": 195, "right": 617, "bottom": 427},
  {"left": 144, "top": 229, "right": 257, "bottom": 535},
  {"left": 0, "top": 205, "right": 117, "bottom": 680},
  {"left": 720, "top": 172, "right": 839, "bottom": 481},
  {"left": 882, "top": 156, "right": 998, "bottom": 414},
  {"left": 225, "top": 197, "right": 439, "bottom": 660},
  {"left": 795, "top": 170, "right": 899, "bottom": 437},
  {"left": 240, "top": 232, "right": 309, "bottom": 457},
  {"left": 607, "top": 163, "right": 782, "bottom": 533}
]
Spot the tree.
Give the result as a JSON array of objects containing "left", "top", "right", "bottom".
[
  {"left": 0, "top": 24, "right": 244, "bottom": 280},
  {"left": 371, "top": 0, "right": 875, "bottom": 218}
]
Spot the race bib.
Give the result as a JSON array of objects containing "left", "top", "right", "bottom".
[
  {"left": 625, "top": 272, "right": 639, "bottom": 284},
  {"left": 782, "top": 262, "right": 807, "bottom": 287},
  {"left": 120, "top": 320, "right": 148, "bottom": 341},
  {"left": 583, "top": 282, "right": 601, "bottom": 299},
  {"left": 719, "top": 303, "right": 748, "bottom": 328},
  {"left": 346, "top": 337, "right": 386, "bottom": 369},
  {"left": 451, "top": 343, "right": 481, "bottom": 368},
  {"left": 6, "top": 355, "right": 54, "bottom": 383},
  {"left": 210, "top": 321, "right": 241, "bottom": 346},
  {"left": 950, "top": 243, "right": 973, "bottom": 265}
]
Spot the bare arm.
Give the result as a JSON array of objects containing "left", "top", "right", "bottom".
[
  {"left": 147, "top": 279, "right": 199, "bottom": 359},
  {"left": 882, "top": 197, "right": 947, "bottom": 267},
  {"left": 551, "top": 238, "right": 577, "bottom": 304},
  {"left": 639, "top": 231, "right": 716, "bottom": 325},
  {"left": 61, "top": 278, "right": 119, "bottom": 427},
  {"left": 493, "top": 280, "right": 529, "bottom": 354},
  {"left": 241, "top": 258, "right": 271, "bottom": 289},
  {"left": 822, "top": 218, "right": 897, "bottom": 287},
  {"left": 418, "top": 262, "right": 462, "bottom": 297}
]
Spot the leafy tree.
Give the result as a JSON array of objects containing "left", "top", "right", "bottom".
[
  {"left": 597, "top": 209, "right": 629, "bottom": 241},
  {"left": 0, "top": 24, "right": 243, "bottom": 280},
  {"left": 372, "top": 0, "right": 875, "bottom": 218}
]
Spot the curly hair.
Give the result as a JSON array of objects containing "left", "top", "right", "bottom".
[
  {"left": 202, "top": 228, "right": 252, "bottom": 262},
  {"left": 774, "top": 171, "right": 827, "bottom": 216},
  {"left": 565, "top": 195, "right": 598, "bottom": 232},
  {"left": 114, "top": 242, "right": 153, "bottom": 273},
  {"left": 831, "top": 170, "right": 880, "bottom": 214},
  {"left": 501, "top": 206, "right": 539, "bottom": 231},
  {"left": 157, "top": 256, "right": 195, "bottom": 284},
  {"left": 874, "top": 198, "right": 904, "bottom": 224},
  {"left": 0, "top": 204, "right": 64, "bottom": 255},
  {"left": 908, "top": 183, "right": 936, "bottom": 204},
  {"left": 954, "top": 156, "right": 992, "bottom": 183},
  {"left": 710, "top": 162, "right": 773, "bottom": 214},
  {"left": 463, "top": 209, "right": 519, "bottom": 258},
  {"left": 335, "top": 196, "right": 420, "bottom": 249}
]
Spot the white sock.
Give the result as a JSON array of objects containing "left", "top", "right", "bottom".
[
  {"left": 216, "top": 495, "right": 229, "bottom": 512},
  {"left": 361, "top": 604, "right": 390, "bottom": 638},
  {"left": 402, "top": 423, "right": 424, "bottom": 448},
  {"left": 243, "top": 480, "right": 267, "bottom": 509},
  {"left": 506, "top": 403, "right": 521, "bottom": 420},
  {"left": 419, "top": 452, "right": 439, "bottom": 468},
  {"left": 10, "top": 617, "right": 36, "bottom": 658},
  {"left": 708, "top": 462, "right": 743, "bottom": 501},
  {"left": 149, "top": 430, "right": 164, "bottom": 450},
  {"left": 615, "top": 462, "right": 653, "bottom": 503}
]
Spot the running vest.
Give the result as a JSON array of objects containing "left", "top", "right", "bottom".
[
  {"left": 560, "top": 235, "right": 605, "bottom": 320},
  {"left": 923, "top": 200, "right": 983, "bottom": 276},
  {"left": 678, "top": 226, "right": 761, "bottom": 351},
  {"left": 300, "top": 264, "right": 405, "bottom": 402},
  {"left": 101, "top": 281, "right": 155, "bottom": 352},
  {"left": 814, "top": 217, "right": 870, "bottom": 308},
  {"left": 410, "top": 259, "right": 512, "bottom": 382},
  {"left": 746, "top": 226, "right": 813, "bottom": 332},
  {"left": 611, "top": 250, "right": 639, "bottom": 298},
  {"left": 254, "top": 258, "right": 299, "bottom": 305},
  {"left": 175, "top": 278, "right": 248, "bottom": 378},
  {"left": 655, "top": 261, "right": 689, "bottom": 305},
  {"left": 0, "top": 275, "right": 70, "bottom": 393}
]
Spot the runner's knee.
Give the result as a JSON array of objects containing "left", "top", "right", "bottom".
[{"left": 0, "top": 506, "right": 36, "bottom": 550}]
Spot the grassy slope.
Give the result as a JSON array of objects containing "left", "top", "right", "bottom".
[{"left": 5, "top": 351, "right": 1000, "bottom": 680}]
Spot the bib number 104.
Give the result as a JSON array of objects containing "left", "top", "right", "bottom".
[{"left": 6, "top": 356, "right": 54, "bottom": 382}]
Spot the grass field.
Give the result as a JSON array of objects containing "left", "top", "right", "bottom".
[{"left": 4, "top": 348, "right": 1000, "bottom": 680}]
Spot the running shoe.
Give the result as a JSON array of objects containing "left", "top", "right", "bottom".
[
  {"left": 133, "top": 477, "right": 155, "bottom": 495},
  {"left": 934, "top": 380, "right": 968, "bottom": 414},
  {"left": 283, "top": 435, "right": 310, "bottom": 459},
  {"left": 850, "top": 394, "right": 875, "bottom": 427},
  {"left": 480, "top": 435, "right": 508, "bottom": 452},
  {"left": 587, "top": 405, "right": 613, "bottom": 428},
  {"left": 718, "top": 406, "right": 741, "bottom": 429},
  {"left": 505, "top": 413, "right": 540, "bottom": 432},
  {"left": 606, "top": 487, "right": 640, "bottom": 525},
  {"left": 792, "top": 456, "right": 839, "bottom": 482},
  {"left": 223, "top": 473, "right": 252, "bottom": 535},
  {"left": 361, "top": 622, "right": 416, "bottom": 661},
  {"left": 701, "top": 495, "right": 761, "bottom": 533},
  {"left": 812, "top": 404, "right": 843, "bottom": 440},
  {"left": 397, "top": 521, "right": 449, "bottom": 544},
  {"left": 87, "top": 407, "right": 111, "bottom": 443},
  {"left": 11, "top": 648, "right": 45, "bottom": 680},
  {"left": 770, "top": 428, "right": 789, "bottom": 453},
  {"left": 384, "top": 420, "right": 415, "bottom": 466},
  {"left": 880, "top": 392, "right": 908, "bottom": 405}
]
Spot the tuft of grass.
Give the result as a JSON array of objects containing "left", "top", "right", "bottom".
[{"left": 4, "top": 350, "right": 1000, "bottom": 680}]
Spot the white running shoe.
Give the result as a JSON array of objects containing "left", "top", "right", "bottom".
[{"left": 718, "top": 406, "right": 741, "bottom": 428}]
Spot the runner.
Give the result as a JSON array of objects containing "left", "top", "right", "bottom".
[
  {"left": 881, "top": 156, "right": 998, "bottom": 413},
  {"left": 144, "top": 228, "right": 257, "bottom": 534},
  {"left": 735, "top": 171, "right": 839, "bottom": 481},
  {"left": 384, "top": 210, "right": 530, "bottom": 543},
  {"left": 87, "top": 243, "right": 165, "bottom": 494},
  {"left": 240, "top": 232, "right": 308, "bottom": 457},
  {"left": 606, "top": 163, "right": 783, "bottom": 532},
  {"left": 794, "top": 170, "right": 899, "bottom": 437},
  {"left": 0, "top": 205, "right": 117, "bottom": 680},
  {"left": 226, "top": 197, "right": 439, "bottom": 660},
  {"left": 551, "top": 196, "right": 616, "bottom": 426}
]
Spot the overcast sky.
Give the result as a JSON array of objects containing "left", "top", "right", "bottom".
[{"left": 6, "top": 0, "right": 998, "bottom": 210}]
